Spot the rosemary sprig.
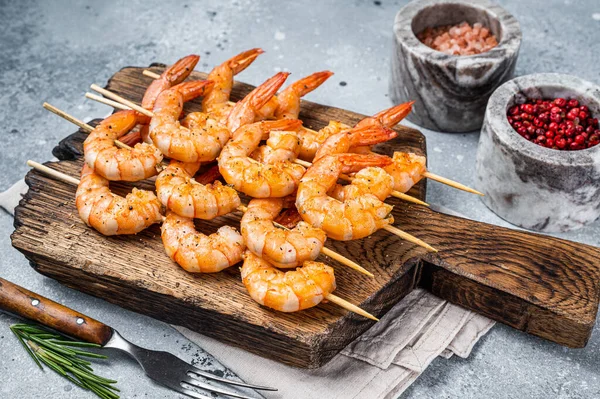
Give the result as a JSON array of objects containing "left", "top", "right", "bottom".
[{"left": 10, "top": 323, "right": 119, "bottom": 399}]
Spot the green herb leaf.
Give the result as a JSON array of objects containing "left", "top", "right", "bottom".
[{"left": 10, "top": 323, "right": 119, "bottom": 399}]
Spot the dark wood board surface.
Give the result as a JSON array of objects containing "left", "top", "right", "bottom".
[{"left": 11, "top": 65, "right": 600, "bottom": 368}]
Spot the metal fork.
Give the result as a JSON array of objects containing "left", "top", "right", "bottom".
[
  {"left": 0, "top": 277, "right": 276, "bottom": 398},
  {"left": 105, "top": 329, "right": 274, "bottom": 399}
]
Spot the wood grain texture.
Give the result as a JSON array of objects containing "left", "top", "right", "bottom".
[
  {"left": 11, "top": 65, "right": 600, "bottom": 368},
  {"left": 0, "top": 277, "right": 113, "bottom": 345}
]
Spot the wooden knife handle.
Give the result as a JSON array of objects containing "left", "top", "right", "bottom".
[{"left": 0, "top": 277, "right": 113, "bottom": 345}]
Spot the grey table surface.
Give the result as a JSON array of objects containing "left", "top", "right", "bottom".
[{"left": 1, "top": 0, "right": 599, "bottom": 398}]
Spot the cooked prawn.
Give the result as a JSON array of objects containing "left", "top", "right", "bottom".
[
  {"left": 382, "top": 152, "right": 427, "bottom": 193},
  {"left": 255, "top": 71, "right": 334, "bottom": 120},
  {"left": 296, "top": 153, "right": 394, "bottom": 240},
  {"left": 226, "top": 72, "right": 289, "bottom": 133},
  {"left": 297, "top": 120, "right": 351, "bottom": 161},
  {"left": 241, "top": 198, "right": 326, "bottom": 268},
  {"left": 202, "top": 48, "right": 264, "bottom": 124},
  {"left": 161, "top": 211, "right": 244, "bottom": 273},
  {"left": 218, "top": 119, "right": 305, "bottom": 198},
  {"left": 75, "top": 164, "right": 163, "bottom": 235},
  {"left": 83, "top": 110, "right": 163, "bottom": 181},
  {"left": 155, "top": 160, "right": 240, "bottom": 219},
  {"left": 150, "top": 80, "right": 235, "bottom": 163},
  {"left": 250, "top": 129, "right": 301, "bottom": 163},
  {"left": 142, "top": 54, "right": 200, "bottom": 111},
  {"left": 329, "top": 166, "right": 394, "bottom": 202},
  {"left": 241, "top": 251, "right": 336, "bottom": 312}
]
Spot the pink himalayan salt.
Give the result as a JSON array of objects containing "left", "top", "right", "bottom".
[{"left": 417, "top": 21, "right": 498, "bottom": 56}]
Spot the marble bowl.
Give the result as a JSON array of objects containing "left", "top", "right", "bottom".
[
  {"left": 390, "top": 0, "right": 521, "bottom": 132},
  {"left": 476, "top": 73, "right": 600, "bottom": 233}
]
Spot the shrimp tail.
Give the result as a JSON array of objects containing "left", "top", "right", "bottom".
[
  {"left": 163, "top": 54, "right": 200, "bottom": 84},
  {"left": 373, "top": 101, "right": 415, "bottom": 127},
  {"left": 228, "top": 48, "right": 265, "bottom": 75},
  {"left": 248, "top": 72, "right": 290, "bottom": 110},
  {"left": 289, "top": 71, "right": 334, "bottom": 97},
  {"left": 347, "top": 125, "right": 398, "bottom": 146},
  {"left": 176, "top": 80, "right": 215, "bottom": 102},
  {"left": 259, "top": 118, "right": 303, "bottom": 132},
  {"left": 141, "top": 54, "right": 200, "bottom": 109},
  {"left": 337, "top": 153, "right": 393, "bottom": 173}
]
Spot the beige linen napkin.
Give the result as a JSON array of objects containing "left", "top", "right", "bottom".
[{"left": 1, "top": 177, "right": 494, "bottom": 398}]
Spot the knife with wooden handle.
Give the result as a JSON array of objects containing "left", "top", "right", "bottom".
[{"left": 0, "top": 277, "right": 113, "bottom": 344}]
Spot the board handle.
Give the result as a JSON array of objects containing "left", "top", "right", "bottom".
[
  {"left": 400, "top": 206, "right": 600, "bottom": 347},
  {"left": 0, "top": 277, "right": 113, "bottom": 345}
]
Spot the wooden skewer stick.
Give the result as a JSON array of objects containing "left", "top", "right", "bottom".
[
  {"left": 25, "top": 162, "right": 377, "bottom": 321},
  {"left": 90, "top": 84, "right": 153, "bottom": 117},
  {"left": 383, "top": 225, "right": 437, "bottom": 253},
  {"left": 236, "top": 205, "right": 373, "bottom": 278},
  {"left": 85, "top": 92, "right": 133, "bottom": 111},
  {"left": 26, "top": 160, "right": 80, "bottom": 185},
  {"left": 43, "top": 102, "right": 131, "bottom": 150},
  {"left": 325, "top": 293, "right": 378, "bottom": 321},
  {"left": 422, "top": 171, "right": 484, "bottom": 196},
  {"left": 145, "top": 69, "right": 481, "bottom": 197},
  {"left": 85, "top": 87, "right": 429, "bottom": 207}
]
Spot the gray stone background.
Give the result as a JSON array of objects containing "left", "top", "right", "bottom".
[{"left": 0, "top": 0, "right": 599, "bottom": 398}]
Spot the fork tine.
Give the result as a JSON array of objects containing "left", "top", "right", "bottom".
[
  {"left": 188, "top": 366, "right": 277, "bottom": 391},
  {"left": 174, "top": 385, "right": 214, "bottom": 399},
  {"left": 182, "top": 376, "right": 258, "bottom": 399}
]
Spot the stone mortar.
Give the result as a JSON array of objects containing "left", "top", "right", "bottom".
[
  {"left": 390, "top": 0, "right": 521, "bottom": 132},
  {"left": 476, "top": 73, "right": 600, "bottom": 232}
]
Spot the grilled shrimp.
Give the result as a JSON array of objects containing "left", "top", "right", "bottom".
[
  {"left": 218, "top": 119, "right": 305, "bottom": 198},
  {"left": 241, "top": 251, "right": 336, "bottom": 312},
  {"left": 202, "top": 48, "right": 264, "bottom": 124},
  {"left": 75, "top": 165, "right": 163, "bottom": 235},
  {"left": 226, "top": 72, "right": 289, "bottom": 133},
  {"left": 329, "top": 167, "right": 394, "bottom": 202},
  {"left": 297, "top": 120, "right": 351, "bottom": 161},
  {"left": 150, "top": 80, "right": 235, "bottom": 163},
  {"left": 241, "top": 198, "right": 326, "bottom": 268},
  {"left": 142, "top": 54, "right": 200, "bottom": 110},
  {"left": 383, "top": 152, "right": 427, "bottom": 193},
  {"left": 83, "top": 110, "right": 163, "bottom": 181},
  {"left": 255, "top": 71, "right": 334, "bottom": 120},
  {"left": 250, "top": 129, "right": 301, "bottom": 163},
  {"left": 161, "top": 212, "right": 244, "bottom": 273},
  {"left": 296, "top": 153, "right": 394, "bottom": 241},
  {"left": 155, "top": 160, "right": 240, "bottom": 219}
]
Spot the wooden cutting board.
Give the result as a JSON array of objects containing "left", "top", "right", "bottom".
[{"left": 11, "top": 65, "right": 600, "bottom": 368}]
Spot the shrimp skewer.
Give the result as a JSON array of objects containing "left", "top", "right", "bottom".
[
  {"left": 76, "top": 165, "right": 163, "bottom": 235},
  {"left": 161, "top": 212, "right": 245, "bottom": 273},
  {"left": 218, "top": 119, "right": 306, "bottom": 198},
  {"left": 241, "top": 198, "right": 326, "bottom": 269},
  {"left": 155, "top": 160, "right": 240, "bottom": 219},
  {"left": 241, "top": 251, "right": 377, "bottom": 320},
  {"left": 242, "top": 252, "right": 377, "bottom": 320},
  {"left": 83, "top": 110, "right": 163, "bottom": 181},
  {"left": 26, "top": 160, "right": 377, "bottom": 319}
]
